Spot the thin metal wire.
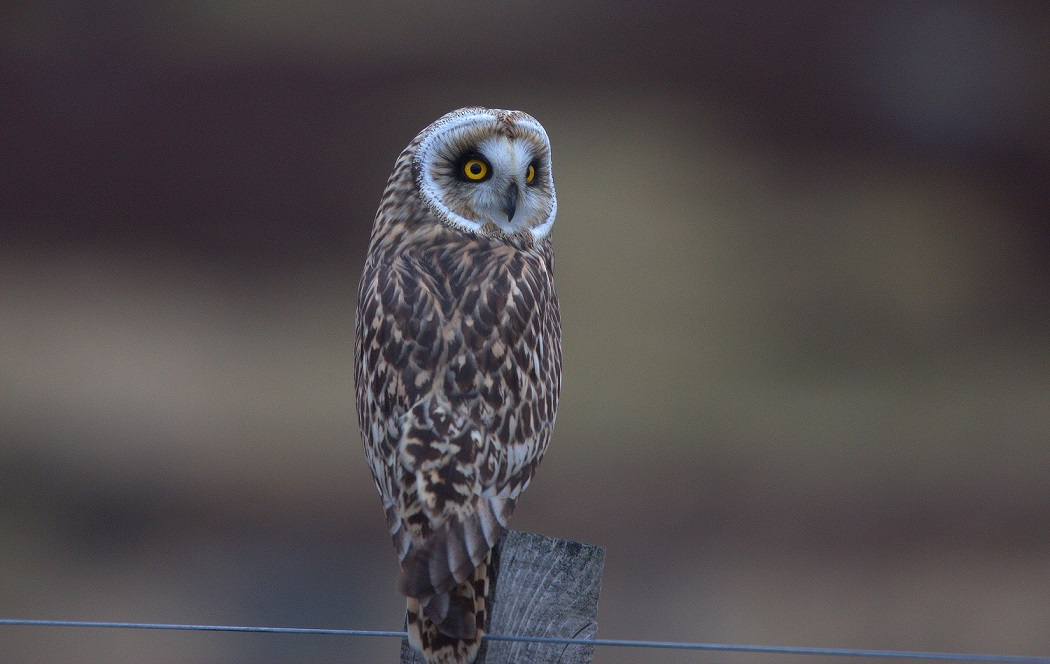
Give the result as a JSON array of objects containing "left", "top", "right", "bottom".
[
  {"left": 0, "top": 619, "right": 402, "bottom": 638},
  {"left": 2, "top": 619, "right": 1048, "bottom": 662}
]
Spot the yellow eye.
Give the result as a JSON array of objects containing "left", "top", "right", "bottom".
[
  {"left": 462, "top": 158, "right": 489, "bottom": 181},
  {"left": 525, "top": 163, "right": 536, "bottom": 184}
]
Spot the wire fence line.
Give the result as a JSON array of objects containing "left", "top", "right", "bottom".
[{"left": 2, "top": 618, "right": 1048, "bottom": 663}]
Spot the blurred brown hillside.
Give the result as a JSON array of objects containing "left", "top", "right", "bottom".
[{"left": 1, "top": 2, "right": 1048, "bottom": 663}]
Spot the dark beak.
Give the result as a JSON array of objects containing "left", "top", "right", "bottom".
[{"left": 503, "top": 184, "right": 518, "bottom": 223}]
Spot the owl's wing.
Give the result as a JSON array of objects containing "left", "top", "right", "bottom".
[
  {"left": 394, "top": 395, "right": 514, "bottom": 600},
  {"left": 357, "top": 244, "right": 559, "bottom": 606}
]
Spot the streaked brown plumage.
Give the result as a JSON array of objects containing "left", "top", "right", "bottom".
[{"left": 354, "top": 108, "right": 561, "bottom": 664}]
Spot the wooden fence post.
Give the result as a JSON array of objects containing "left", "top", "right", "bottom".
[{"left": 400, "top": 530, "right": 606, "bottom": 663}]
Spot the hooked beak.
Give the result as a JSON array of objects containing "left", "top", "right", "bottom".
[{"left": 502, "top": 184, "right": 518, "bottom": 223}]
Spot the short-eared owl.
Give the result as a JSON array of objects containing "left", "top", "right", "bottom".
[{"left": 354, "top": 108, "right": 561, "bottom": 664}]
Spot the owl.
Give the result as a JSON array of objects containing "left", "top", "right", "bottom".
[{"left": 354, "top": 108, "right": 562, "bottom": 664}]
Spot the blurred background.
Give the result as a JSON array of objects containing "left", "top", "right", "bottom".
[{"left": 2, "top": 1, "right": 1048, "bottom": 662}]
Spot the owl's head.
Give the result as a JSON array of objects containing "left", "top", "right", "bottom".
[{"left": 411, "top": 107, "right": 556, "bottom": 240}]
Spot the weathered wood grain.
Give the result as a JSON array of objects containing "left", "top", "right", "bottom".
[{"left": 400, "top": 530, "right": 605, "bottom": 663}]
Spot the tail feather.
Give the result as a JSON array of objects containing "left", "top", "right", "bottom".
[
  {"left": 406, "top": 553, "right": 490, "bottom": 664},
  {"left": 399, "top": 496, "right": 512, "bottom": 600}
]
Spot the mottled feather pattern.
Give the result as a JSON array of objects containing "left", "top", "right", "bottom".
[{"left": 355, "top": 108, "right": 560, "bottom": 664}]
